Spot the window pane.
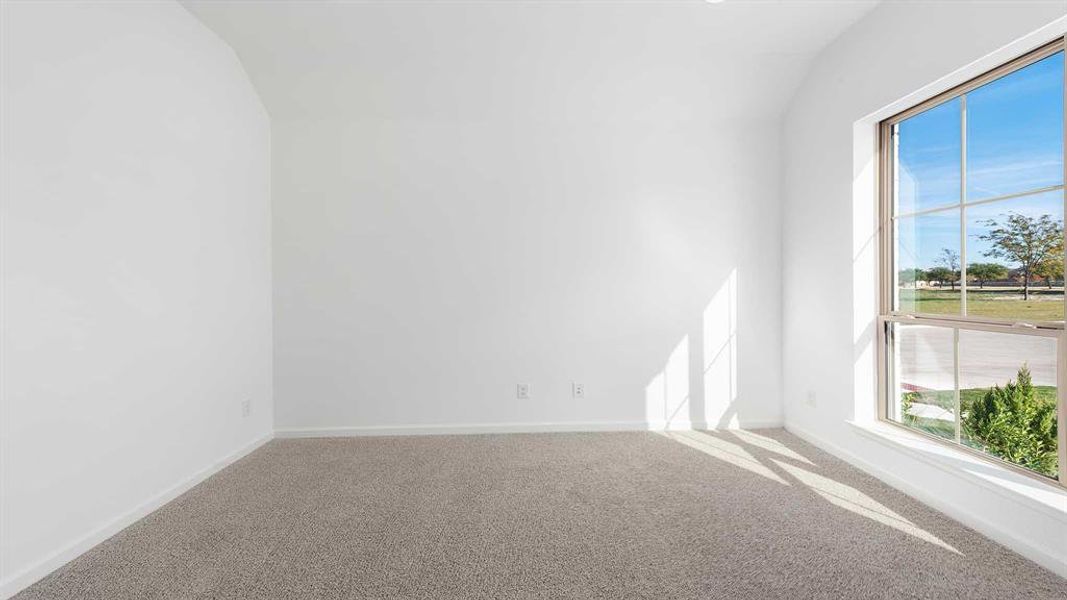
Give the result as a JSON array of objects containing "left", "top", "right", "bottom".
[
  {"left": 896, "top": 98, "right": 962, "bottom": 215},
  {"left": 967, "top": 51, "right": 1065, "bottom": 201},
  {"left": 966, "top": 190, "right": 1064, "bottom": 322},
  {"left": 890, "top": 323, "right": 956, "bottom": 441},
  {"left": 896, "top": 208, "right": 961, "bottom": 315},
  {"left": 958, "top": 329, "right": 1059, "bottom": 479}
]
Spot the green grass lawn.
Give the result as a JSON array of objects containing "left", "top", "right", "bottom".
[
  {"left": 903, "top": 414, "right": 956, "bottom": 440},
  {"left": 906, "top": 385, "right": 1059, "bottom": 411},
  {"left": 899, "top": 287, "right": 1065, "bottom": 322}
]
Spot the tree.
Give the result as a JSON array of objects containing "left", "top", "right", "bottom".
[
  {"left": 967, "top": 263, "right": 1008, "bottom": 289},
  {"left": 978, "top": 213, "right": 1064, "bottom": 300},
  {"left": 898, "top": 268, "right": 926, "bottom": 286},
  {"left": 926, "top": 266, "right": 954, "bottom": 288},
  {"left": 962, "top": 366, "right": 1058, "bottom": 478},
  {"left": 1033, "top": 255, "right": 1064, "bottom": 289},
  {"left": 937, "top": 248, "right": 960, "bottom": 291}
]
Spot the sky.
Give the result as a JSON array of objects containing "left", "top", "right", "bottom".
[{"left": 896, "top": 50, "right": 1064, "bottom": 271}]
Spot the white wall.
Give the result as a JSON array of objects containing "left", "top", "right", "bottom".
[
  {"left": 241, "top": 3, "right": 806, "bottom": 438},
  {"left": 782, "top": 0, "right": 1067, "bottom": 577},
  {"left": 0, "top": 1, "right": 272, "bottom": 594},
  {"left": 272, "top": 114, "right": 783, "bottom": 433},
  {"left": 258, "top": 0, "right": 801, "bottom": 438}
]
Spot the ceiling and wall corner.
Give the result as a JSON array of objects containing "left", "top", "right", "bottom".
[{"left": 183, "top": 0, "right": 880, "bottom": 123}]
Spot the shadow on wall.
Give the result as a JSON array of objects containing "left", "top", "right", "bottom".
[{"left": 645, "top": 268, "right": 743, "bottom": 430}]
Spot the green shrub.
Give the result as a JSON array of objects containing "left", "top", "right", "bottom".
[
  {"left": 901, "top": 390, "right": 915, "bottom": 417},
  {"left": 962, "top": 366, "right": 1058, "bottom": 478}
]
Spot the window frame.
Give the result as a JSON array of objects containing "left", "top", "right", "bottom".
[{"left": 876, "top": 37, "right": 1067, "bottom": 488}]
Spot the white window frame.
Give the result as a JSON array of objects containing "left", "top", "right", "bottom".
[{"left": 877, "top": 37, "right": 1067, "bottom": 488}]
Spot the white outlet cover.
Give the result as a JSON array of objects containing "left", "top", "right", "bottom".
[
  {"left": 517, "top": 384, "right": 531, "bottom": 399},
  {"left": 572, "top": 383, "right": 586, "bottom": 398}
]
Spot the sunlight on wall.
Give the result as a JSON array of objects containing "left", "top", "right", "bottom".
[
  {"left": 664, "top": 337, "right": 690, "bottom": 427},
  {"left": 645, "top": 371, "right": 666, "bottom": 426},
  {"left": 703, "top": 268, "right": 738, "bottom": 427},
  {"left": 771, "top": 458, "right": 961, "bottom": 554},
  {"left": 659, "top": 430, "right": 789, "bottom": 485},
  {"left": 644, "top": 268, "right": 741, "bottom": 430},
  {"left": 645, "top": 337, "right": 691, "bottom": 429}
]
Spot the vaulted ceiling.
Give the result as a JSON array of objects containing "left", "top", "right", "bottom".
[{"left": 183, "top": 0, "right": 880, "bottom": 122}]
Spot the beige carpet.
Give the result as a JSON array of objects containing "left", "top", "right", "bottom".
[{"left": 15, "top": 429, "right": 1066, "bottom": 599}]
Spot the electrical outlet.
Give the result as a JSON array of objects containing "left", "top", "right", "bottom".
[
  {"left": 805, "top": 391, "right": 816, "bottom": 408},
  {"left": 241, "top": 399, "right": 252, "bottom": 417},
  {"left": 517, "top": 383, "right": 531, "bottom": 400},
  {"left": 572, "top": 382, "right": 586, "bottom": 399}
]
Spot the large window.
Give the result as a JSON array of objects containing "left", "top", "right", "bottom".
[{"left": 879, "top": 39, "right": 1066, "bottom": 485}]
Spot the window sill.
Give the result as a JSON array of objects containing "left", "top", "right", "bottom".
[{"left": 846, "top": 419, "right": 1067, "bottom": 522}]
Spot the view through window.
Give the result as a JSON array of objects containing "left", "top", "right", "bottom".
[{"left": 880, "top": 40, "right": 1066, "bottom": 483}]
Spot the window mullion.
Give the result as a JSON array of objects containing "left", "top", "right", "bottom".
[
  {"left": 892, "top": 124, "right": 901, "bottom": 314},
  {"left": 1058, "top": 332, "right": 1066, "bottom": 485},
  {"left": 1060, "top": 37, "right": 1066, "bottom": 486},
  {"left": 954, "top": 328, "right": 962, "bottom": 444},
  {"left": 960, "top": 94, "right": 968, "bottom": 316}
]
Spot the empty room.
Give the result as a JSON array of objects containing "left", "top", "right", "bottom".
[{"left": 2, "top": 0, "right": 1066, "bottom": 598}]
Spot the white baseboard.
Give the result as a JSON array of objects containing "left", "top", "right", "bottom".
[
  {"left": 274, "top": 419, "right": 784, "bottom": 439},
  {"left": 784, "top": 422, "right": 1066, "bottom": 579},
  {"left": 0, "top": 433, "right": 274, "bottom": 600}
]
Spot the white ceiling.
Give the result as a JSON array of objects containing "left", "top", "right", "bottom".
[{"left": 182, "top": 0, "right": 880, "bottom": 122}]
